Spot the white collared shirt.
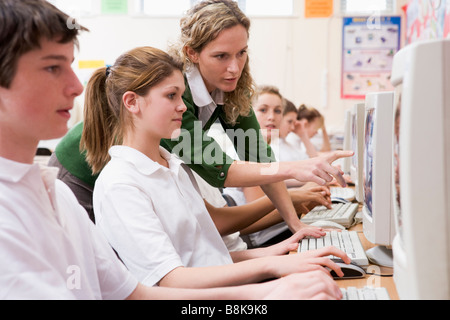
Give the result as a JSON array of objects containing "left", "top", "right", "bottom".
[
  {"left": 281, "top": 133, "right": 309, "bottom": 161},
  {"left": 93, "top": 146, "right": 233, "bottom": 287},
  {"left": 0, "top": 157, "right": 138, "bottom": 300},
  {"left": 191, "top": 171, "right": 248, "bottom": 252},
  {"left": 186, "top": 65, "right": 224, "bottom": 127}
]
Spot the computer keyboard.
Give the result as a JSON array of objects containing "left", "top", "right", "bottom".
[
  {"left": 298, "top": 230, "right": 369, "bottom": 266},
  {"left": 341, "top": 287, "right": 390, "bottom": 300},
  {"left": 301, "top": 202, "right": 359, "bottom": 228},
  {"left": 330, "top": 187, "right": 356, "bottom": 201}
]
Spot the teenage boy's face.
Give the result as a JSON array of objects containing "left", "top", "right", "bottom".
[{"left": 0, "top": 38, "right": 83, "bottom": 144}]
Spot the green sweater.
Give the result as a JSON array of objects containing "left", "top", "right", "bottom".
[
  {"left": 55, "top": 80, "right": 274, "bottom": 188},
  {"left": 54, "top": 121, "right": 99, "bottom": 187}
]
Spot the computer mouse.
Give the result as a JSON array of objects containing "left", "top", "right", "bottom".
[
  {"left": 309, "top": 220, "right": 346, "bottom": 230},
  {"left": 331, "top": 197, "right": 350, "bottom": 204},
  {"left": 330, "top": 262, "right": 366, "bottom": 279}
]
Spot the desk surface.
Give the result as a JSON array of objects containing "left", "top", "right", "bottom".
[{"left": 336, "top": 223, "right": 399, "bottom": 300}]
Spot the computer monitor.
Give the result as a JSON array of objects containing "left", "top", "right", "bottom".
[
  {"left": 390, "top": 38, "right": 450, "bottom": 300},
  {"left": 341, "top": 110, "right": 352, "bottom": 176},
  {"left": 350, "top": 103, "right": 365, "bottom": 203},
  {"left": 362, "top": 91, "right": 396, "bottom": 267}
]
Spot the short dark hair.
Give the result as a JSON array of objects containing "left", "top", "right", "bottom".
[{"left": 0, "top": 0, "right": 88, "bottom": 88}]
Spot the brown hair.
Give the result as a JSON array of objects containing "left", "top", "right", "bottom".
[
  {"left": 283, "top": 99, "right": 298, "bottom": 116},
  {"left": 170, "top": 0, "right": 254, "bottom": 125},
  {"left": 297, "top": 104, "right": 324, "bottom": 126},
  {"left": 81, "top": 47, "right": 184, "bottom": 174},
  {"left": 253, "top": 84, "right": 283, "bottom": 102},
  {"left": 0, "top": 0, "right": 88, "bottom": 88},
  {"left": 254, "top": 86, "right": 298, "bottom": 115}
]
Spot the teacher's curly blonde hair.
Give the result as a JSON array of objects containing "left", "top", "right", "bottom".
[{"left": 169, "top": 0, "right": 255, "bottom": 125}]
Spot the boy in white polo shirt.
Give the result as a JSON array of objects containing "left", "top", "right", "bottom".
[{"left": 0, "top": 0, "right": 343, "bottom": 300}]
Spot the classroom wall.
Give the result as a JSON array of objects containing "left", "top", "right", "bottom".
[{"left": 73, "top": 0, "right": 409, "bottom": 134}]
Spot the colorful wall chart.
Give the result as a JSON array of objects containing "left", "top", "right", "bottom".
[
  {"left": 446, "top": 2, "right": 450, "bottom": 37},
  {"left": 403, "top": 0, "right": 450, "bottom": 43},
  {"left": 341, "top": 16, "right": 401, "bottom": 100}
]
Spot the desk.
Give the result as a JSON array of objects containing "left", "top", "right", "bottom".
[{"left": 336, "top": 223, "right": 399, "bottom": 300}]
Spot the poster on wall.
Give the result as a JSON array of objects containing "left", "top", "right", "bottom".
[
  {"left": 446, "top": 1, "right": 450, "bottom": 38},
  {"left": 404, "top": 0, "right": 448, "bottom": 43},
  {"left": 341, "top": 16, "right": 401, "bottom": 100}
]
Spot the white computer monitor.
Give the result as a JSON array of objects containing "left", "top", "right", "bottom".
[
  {"left": 341, "top": 110, "right": 352, "bottom": 176},
  {"left": 362, "top": 91, "right": 396, "bottom": 267},
  {"left": 390, "top": 39, "right": 450, "bottom": 300},
  {"left": 350, "top": 103, "right": 365, "bottom": 203}
]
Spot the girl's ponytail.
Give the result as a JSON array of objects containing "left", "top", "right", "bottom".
[{"left": 81, "top": 67, "right": 120, "bottom": 174}]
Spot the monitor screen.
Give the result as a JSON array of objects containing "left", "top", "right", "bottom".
[
  {"left": 341, "top": 110, "right": 352, "bottom": 175},
  {"left": 363, "top": 108, "right": 375, "bottom": 217},
  {"left": 350, "top": 103, "right": 365, "bottom": 203},
  {"left": 362, "top": 92, "right": 395, "bottom": 256},
  {"left": 393, "top": 93, "right": 403, "bottom": 242}
]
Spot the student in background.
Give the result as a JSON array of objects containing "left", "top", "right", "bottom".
[
  {"left": 0, "top": 0, "right": 343, "bottom": 300},
  {"left": 287, "top": 104, "right": 332, "bottom": 159},
  {"left": 82, "top": 45, "right": 350, "bottom": 291},
  {"left": 271, "top": 99, "right": 308, "bottom": 163}
]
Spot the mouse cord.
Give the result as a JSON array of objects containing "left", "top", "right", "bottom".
[{"left": 365, "top": 272, "right": 394, "bottom": 277}]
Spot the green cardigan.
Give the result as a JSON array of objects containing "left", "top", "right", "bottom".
[{"left": 55, "top": 80, "right": 274, "bottom": 188}]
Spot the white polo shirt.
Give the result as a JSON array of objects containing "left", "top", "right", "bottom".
[
  {"left": 280, "top": 133, "right": 309, "bottom": 161},
  {"left": 93, "top": 146, "right": 233, "bottom": 287},
  {"left": 0, "top": 156, "right": 138, "bottom": 300},
  {"left": 192, "top": 171, "right": 248, "bottom": 252}
]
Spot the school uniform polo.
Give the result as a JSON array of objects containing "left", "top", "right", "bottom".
[
  {"left": 192, "top": 171, "right": 248, "bottom": 252},
  {"left": 93, "top": 146, "right": 233, "bottom": 287},
  {"left": 281, "top": 133, "right": 309, "bottom": 161},
  {"left": 0, "top": 156, "right": 138, "bottom": 300}
]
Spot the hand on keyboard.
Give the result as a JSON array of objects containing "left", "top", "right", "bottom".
[
  {"left": 262, "top": 228, "right": 327, "bottom": 256},
  {"left": 298, "top": 230, "right": 369, "bottom": 266}
]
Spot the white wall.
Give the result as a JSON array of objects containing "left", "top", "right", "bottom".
[{"left": 73, "top": 0, "right": 408, "bottom": 134}]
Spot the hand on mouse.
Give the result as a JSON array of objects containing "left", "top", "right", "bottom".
[{"left": 270, "top": 246, "right": 351, "bottom": 279}]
